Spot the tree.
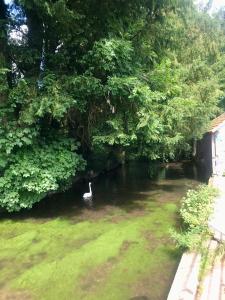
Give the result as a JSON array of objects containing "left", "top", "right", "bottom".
[{"left": 0, "top": 0, "right": 224, "bottom": 211}]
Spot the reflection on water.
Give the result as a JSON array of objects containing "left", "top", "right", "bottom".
[{"left": 1, "top": 161, "right": 206, "bottom": 220}]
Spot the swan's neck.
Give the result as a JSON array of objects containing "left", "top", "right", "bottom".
[{"left": 89, "top": 184, "right": 92, "bottom": 194}]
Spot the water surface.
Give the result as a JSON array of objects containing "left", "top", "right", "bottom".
[{"left": 0, "top": 161, "right": 205, "bottom": 300}]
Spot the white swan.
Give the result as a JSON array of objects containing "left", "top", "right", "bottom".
[{"left": 83, "top": 182, "right": 92, "bottom": 200}]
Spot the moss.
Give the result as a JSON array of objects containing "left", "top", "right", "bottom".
[{"left": 0, "top": 201, "right": 180, "bottom": 300}]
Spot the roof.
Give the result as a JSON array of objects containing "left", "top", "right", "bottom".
[{"left": 209, "top": 113, "right": 225, "bottom": 133}]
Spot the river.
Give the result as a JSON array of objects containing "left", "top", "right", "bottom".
[{"left": 0, "top": 161, "right": 206, "bottom": 300}]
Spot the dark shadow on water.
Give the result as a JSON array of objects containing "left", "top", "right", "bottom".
[{"left": 0, "top": 161, "right": 206, "bottom": 221}]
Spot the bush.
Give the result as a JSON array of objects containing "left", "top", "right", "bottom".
[
  {"left": 0, "top": 138, "right": 86, "bottom": 212},
  {"left": 172, "top": 185, "right": 218, "bottom": 250}
]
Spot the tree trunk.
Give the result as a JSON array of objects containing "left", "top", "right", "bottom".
[{"left": 0, "top": 0, "right": 7, "bottom": 68}]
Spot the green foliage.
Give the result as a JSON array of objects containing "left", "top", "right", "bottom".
[
  {"left": 82, "top": 39, "right": 134, "bottom": 77},
  {"left": 0, "top": 123, "right": 39, "bottom": 154},
  {"left": 35, "top": 75, "right": 76, "bottom": 120},
  {"left": 172, "top": 185, "right": 218, "bottom": 250},
  {"left": 65, "top": 75, "right": 104, "bottom": 112},
  {"left": 0, "top": 138, "right": 86, "bottom": 212},
  {"left": 1, "top": 0, "right": 225, "bottom": 210},
  {"left": 180, "top": 185, "right": 217, "bottom": 229},
  {"left": 0, "top": 67, "right": 8, "bottom": 98}
]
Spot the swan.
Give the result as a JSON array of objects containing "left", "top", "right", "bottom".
[{"left": 83, "top": 182, "right": 92, "bottom": 200}]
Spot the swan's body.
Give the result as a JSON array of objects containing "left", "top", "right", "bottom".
[{"left": 83, "top": 182, "right": 92, "bottom": 200}]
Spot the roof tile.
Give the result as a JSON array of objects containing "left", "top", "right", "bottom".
[{"left": 209, "top": 113, "right": 225, "bottom": 132}]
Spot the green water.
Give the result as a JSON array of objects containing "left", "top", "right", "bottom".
[{"left": 0, "top": 162, "right": 204, "bottom": 300}]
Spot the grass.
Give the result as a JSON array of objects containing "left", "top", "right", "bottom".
[{"left": 0, "top": 200, "right": 181, "bottom": 300}]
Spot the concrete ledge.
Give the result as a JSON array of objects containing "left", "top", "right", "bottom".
[
  {"left": 197, "top": 240, "right": 224, "bottom": 300},
  {"left": 167, "top": 252, "right": 201, "bottom": 300}
]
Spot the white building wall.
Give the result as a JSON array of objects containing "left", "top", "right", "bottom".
[{"left": 212, "top": 123, "right": 225, "bottom": 175}]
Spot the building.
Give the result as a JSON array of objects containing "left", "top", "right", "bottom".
[{"left": 197, "top": 113, "right": 225, "bottom": 177}]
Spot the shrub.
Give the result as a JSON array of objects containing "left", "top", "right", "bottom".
[
  {"left": 172, "top": 184, "right": 218, "bottom": 250},
  {"left": 0, "top": 138, "right": 86, "bottom": 212}
]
